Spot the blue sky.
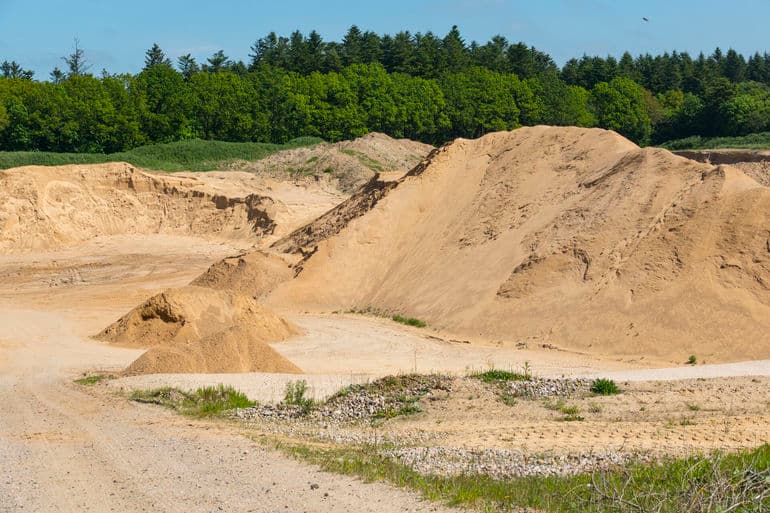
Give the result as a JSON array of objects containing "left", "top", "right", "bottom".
[{"left": 1, "top": 0, "right": 769, "bottom": 77}]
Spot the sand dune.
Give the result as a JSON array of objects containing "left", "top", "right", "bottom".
[{"left": 266, "top": 126, "right": 770, "bottom": 364}]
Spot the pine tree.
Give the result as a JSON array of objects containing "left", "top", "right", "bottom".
[
  {"left": 62, "top": 38, "right": 90, "bottom": 77},
  {"left": 144, "top": 43, "right": 171, "bottom": 69},
  {"left": 1, "top": 60, "right": 34, "bottom": 79},
  {"left": 177, "top": 54, "right": 199, "bottom": 80},
  {"left": 50, "top": 67, "right": 65, "bottom": 84},
  {"left": 205, "top": 50, "right": 231, "bottom": 73}
]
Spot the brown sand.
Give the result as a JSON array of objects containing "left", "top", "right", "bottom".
[
  {"left": 97, "top": 286, "right": 300, "bottom": 374},
  {"left": 265, "top": 126, "right": 770, "bottom": 364}
]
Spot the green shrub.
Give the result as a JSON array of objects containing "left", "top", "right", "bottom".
[
  {"left": 130, "top": 384, "right": 255, "bottom": 417},
  {"left": 284, "top": 380, "right": 314, "bottom": 411},
  {"left": 687, "top": 355, "right": 697, "bottom": 365},
  {"left": 471, "top": 369, "right": 530, "bottom": 383},
  {"left": 590, "top": 378, "right": 620, "bottom": 395},
  {"left": 391, "top": 315, "right": 427, "bottom": 328}
]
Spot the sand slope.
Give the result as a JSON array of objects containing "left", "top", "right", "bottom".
[
  {"left": 97, "top": 286, "right": 300, "bottom": 374},
  {"left": 267, "top": 126, "right": 770, "bottom": 363},
  {"left": 0, "top": 163, "right": 282, "bottom": 252},
  {"left": 234, "top": 132, "right": 433, "bottom": 192}
]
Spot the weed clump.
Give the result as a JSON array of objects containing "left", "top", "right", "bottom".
[
  {"left": 283, "top": 380, "right": 314, "bottom": 412},
  {"left": 590, "top": 378, "right": 620, "bottom": 396},
  {"left": 130, "top": 384, "right": 255, "bottom": 417},
  {"left": 391, "top": 315, "right": 427, "bottom": 328},
  {"left": 74, "top": 374, "right": 111, "bottom": 385},
  {"left": 471, "top": 369, "right": 530, "bottom": 383}
]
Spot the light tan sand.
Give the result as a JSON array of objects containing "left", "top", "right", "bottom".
[
  {"left": 265, "top": 126, "right": 770, "bottom": 364},
  {"left": 98, "top": 286, "right": 301, "bottom": 375}
]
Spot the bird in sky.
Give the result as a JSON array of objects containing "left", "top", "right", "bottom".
[{"left": 642, "top": 17, "right": 649, "bottom": 22}]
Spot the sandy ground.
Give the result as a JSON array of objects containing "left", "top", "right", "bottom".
[
  {"left": 375, "top": 376, "right": 770, "bottom": 457},
  {"left": 1, "top": 147, "right": 768, "bottom": 510},
  {"left": 0, "top": 235, "right": 458, "bottom": 513}
]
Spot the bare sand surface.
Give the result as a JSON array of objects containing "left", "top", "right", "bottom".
[
  {"left": 2, "top": 127, "right": 769, "bottom": 511},
  {"left": 0, "top": 235, "right": 457, "bottom": 513}
]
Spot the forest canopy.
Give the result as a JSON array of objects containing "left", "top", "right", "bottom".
[{"left": 2, "top": 26, "right": 770, "bottom": 153}]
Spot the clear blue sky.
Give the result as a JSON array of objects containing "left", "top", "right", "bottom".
[{"left": 1, "top": 0, "right": 768, "bottom": 78}]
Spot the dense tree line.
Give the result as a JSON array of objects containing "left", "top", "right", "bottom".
[{"left": 2, "top": 27, "right": 770, "bottom": 153}]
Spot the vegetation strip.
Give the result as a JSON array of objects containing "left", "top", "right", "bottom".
[
  {"left": 0, "top": 138, "right": 322, "bottom": 171},
  {"left": 275, "top": 441, "right": 769, "bottom": 513}
]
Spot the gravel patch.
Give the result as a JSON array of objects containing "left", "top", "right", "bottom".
[
  {"left": 385, "top": 446, "right": 646, "bottom": 479},
  {"left": 235, "top": 374, "right": 453, "bottom": 423},
  {"left": 505, "top": 377, "right": 591, "bottom": 399}
]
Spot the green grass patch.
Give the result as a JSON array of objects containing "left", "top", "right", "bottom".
[
  {"left": 339, "top": 148, "right": 386, "bottom": 172},
  {"left": 130, "top": 384, "right": 255, "bottom": 417},
  {"left": 277, "top": 442, "right": 770, "bottom": 513},
  {"left": 661, "top": 132, "right": 770, "bottom": 150},
  {"left": 590, "top": 378, "right": 621, "bottom": 396},
  {"left": 391, "top": 315, "right": 427, "bottom": 328},
  {"left": 470, "top": 369, "right": 530, "bottom": 383},
  {"left": 74, "top": 374, "right": 111, "bottom": 385},
  {"left": 0, "top": 137, "right": 323, "bottom": 172}
]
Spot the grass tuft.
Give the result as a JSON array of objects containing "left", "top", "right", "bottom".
[
  {"left": 74, "top": 374, "right": 112, "bottom": 385},
  {"left": 130, "top": 384, "right": 255, "bottom": 417},
  {"left": 470, "top": 369, "right": 530, "bottom": 383},
  {"left": 590, "top": 378, "right": 620, "bottom": 396},
  {"left": 391, "top": 315, "right": 427, "bottom": 328},
  {"left": 283, "top": 380, "right": 314, "bottom": 412}
]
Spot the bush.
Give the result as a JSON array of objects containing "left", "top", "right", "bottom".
[
  {"left": 688, "top": 355, "right": 697, "bottom": 365},
  {"left": 130, "top": 384, "right": 255, "bottom": 417},
  {"left": 284, "top": 380, "right": 314, "bottom": 411},
  {"left": 471, "top": 369, "right": 530, "bottom": 383},
  {"left": 391, "top": 315, "right": 427, "bottom": 328},
  {"left": 590, "top": 378, "right": 620, "bottom": 395}
]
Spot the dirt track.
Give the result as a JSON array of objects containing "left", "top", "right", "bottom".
[{"left": 0, "top": 235, "right": 457, "bottom": 513}]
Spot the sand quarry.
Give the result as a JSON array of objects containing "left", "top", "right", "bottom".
[{"left": 1, "top": 128, "right": 769, "bottom": 511}]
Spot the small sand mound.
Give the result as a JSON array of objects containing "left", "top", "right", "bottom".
[
  {"left": 98, "top": 286, "right": 300, "bottom": 374},
  {"left": 191, "top": 250, "right": 297, "bottom": 298},
  {"left": 235, "top": 132, "right": 433, "bottom": 192},
  {"left": 265, "top": 126, "right": 770, "bottom": 363},
  {"left": 125, "top": 325, "right": 301, "bottom": 375}
]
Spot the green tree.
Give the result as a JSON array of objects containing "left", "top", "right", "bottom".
[
  {"left": 177, "top": 54, "right": 200, "bottom": 80},
  {"left": 590, "top": 77, "right": 652, "bottom": 144},
  {"left": 1, "top": 61, "right": 34, "bottom": 80},
  {"left": 62, "top": 38, "right": 90, "bottom": 77},
  {"left": 441, "top": 67, "right": 522, "bottom": 139},
  {"left": 144, "top": 43, "right": 171, "bottom": 69},
  {"left": 204, "top": 51, "right": 231, "bottom": 73},
  {"left": 132, "top": 64, "right": 191, "bottom": 141},
  {"left": 188, "top": 71, "right": 267, "bottom": 141}
]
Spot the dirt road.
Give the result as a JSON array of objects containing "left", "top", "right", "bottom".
[{"left": 0, "top": 236, "right": 455, "bottom": 513}]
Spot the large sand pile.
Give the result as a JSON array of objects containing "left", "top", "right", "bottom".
[
  {"left": 0, "top": 163, "right": 276, "bottom": 252},
  {"left": 234, "top": 132, "right": 433, "bottom": 192},
  {"left": 97, "top": 286, "right": 300, "bottom": 374},
  {"left": 265, "top": 126, "right": 770, "bottom": 363}
]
